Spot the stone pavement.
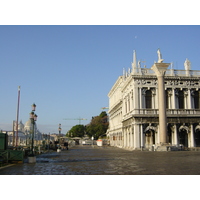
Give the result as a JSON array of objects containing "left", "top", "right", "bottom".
[{"left": 1, "top": 145, "right": 200, "bottom": 175}]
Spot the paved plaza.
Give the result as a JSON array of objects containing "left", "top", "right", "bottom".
[{"left": 1, "top": 145, "right": 200, "bottom": 175}]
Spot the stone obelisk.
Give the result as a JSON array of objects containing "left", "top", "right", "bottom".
[{"left": 151, "top": 49, "right": 170, "bottom": 145}]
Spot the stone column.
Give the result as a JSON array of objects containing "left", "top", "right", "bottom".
[
  {"left": 133, "top": 123, "right": 140, "bottom": 149},
  {"left": 121, "top": 132, "right": 123, "bottom": 147},
  {"left": 123, "top": 98, "right": 126, "bottom": 115},
  {"left": 133, "top": 87, "right": 139, "bottom": 110},
  {"left": 127, "top": 130, "right": 130, "bottom": 148},
  {"left": 152, "top": 62, "right": 170, "bottom": 145},
  {"left": 123, "top": 129, "right": 126, "bottom": 147},
  {"left": 190, "top": 124, "right": 195, "bottom": 147},
  {"left": 188, "top": 89, "right": 192, "bottom": 109},
  {"left": 171, "top": 89, "right": 176, "bottom": 109},
  {"left": 172, "top": 124, "right": 178, "bottom": 145},
  {"left": 184, "top": 90, "right": 188, "bottom": 109},
  {"left": 130, "top": 127, "right": 134, "bottom": 148},
  {"left": 139, "top": 88, "right": 143, "bottom": 109},
  {"left": 140, "top": 124, "right": 144, "bottom": 148}
]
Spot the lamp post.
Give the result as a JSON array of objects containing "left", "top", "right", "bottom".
[
  {"left": 57, "top": 123, "right": 62, "bottom": 152},
  {"left": 58, "top": 123, "right": 62, "bottom": 141},
  {"left": 29, "top": 103, "right": 38, "bottom": 156}
]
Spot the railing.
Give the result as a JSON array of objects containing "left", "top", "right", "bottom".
[
  {"left": 132, "top": 109, "right": 159, "bottom": 115},
  {"left": 167, "top": 109, "right": 200, "bottom": 115},
  {"left": 132, "top": 68, "right": 200, "bottom": 77},
  {"left": 166, "top": 69, "right": 200, "bottom": 77},
  {"left": 123, "top": 109, "right": 200, "bottom": 119}
]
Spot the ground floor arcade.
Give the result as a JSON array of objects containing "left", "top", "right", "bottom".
[{"left": 108, "top": 117, "right": 200, "bottom": 150}]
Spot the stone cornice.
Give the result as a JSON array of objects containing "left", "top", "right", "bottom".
[{"left": 108, "top": 76, "right": 123, "bottom": 97}]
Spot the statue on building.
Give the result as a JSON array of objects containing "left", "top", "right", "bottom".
[
  {"left": 184, "top": 58, "right": 191, "bottom": 71},
  {"left": 138, "top": 60, "right": 141, "bottom": 68},
  {"left": 128, "top": 68, "right": 131, "bottom": 75},
  {"left": 157, "top": 48, "right": 164, "bottom": 63}
]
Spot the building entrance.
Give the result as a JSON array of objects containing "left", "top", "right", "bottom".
[
  {"left": 145, "top": 129, "right": 156, "bottom": 148},
  {"left": 179, "top": 130, "right": 188, "bottom": 147},
  {"left": 194, "top": 131, "right": 200, "bottom": 147}
]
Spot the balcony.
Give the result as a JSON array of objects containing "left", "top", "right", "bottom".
[
  {"left": 167, "top": 109, "right": 200, "bottom": 117},
  {"left": 122, "top": 109, "right": 200, "bottom": 120}
]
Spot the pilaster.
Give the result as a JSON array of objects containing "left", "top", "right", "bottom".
[
  {"left": 171, "top": 124, "right": 178, "bottom": 145},
  {"left": 140, "top": 124, "right": 144, "bottom": 148},
  {"left": 189, "top": 124, "right": 195, "bottom": 148},
  {"left": 188, "top": 89, "right": 192, "bottom": 109},
  {"left": 133, "top": 123, "right": 140, "bottom": 149}
]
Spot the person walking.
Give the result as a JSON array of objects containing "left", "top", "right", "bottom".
[{"left": 64, "top": 141, "right": 69, "bottom": 150}]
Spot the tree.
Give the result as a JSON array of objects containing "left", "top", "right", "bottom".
[
  {"left": 86, "top": 111, "right": 109, "bottom": 139},
  {"left": 67, "top": 124, "right": 86, "bottom": 138}
]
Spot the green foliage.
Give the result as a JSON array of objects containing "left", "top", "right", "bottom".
[
  {"left": 86, "top": 111, "right": 109, "bottom": 140},
  {"left": 66, "top": 112, "right": 109, "bottom": 139},
  {"left": 99, "top": 111, "right": 107, "bottom": 118},
  {"left": 67, "top": 124, "right": 86, "bottom": 138}
]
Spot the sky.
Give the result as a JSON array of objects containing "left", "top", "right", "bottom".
[
  {"left": 0, "top": 25, "right": 200, "bottom": 134},
  {"left": 1, "top": 1, "right": 199, "bottom": 197}
]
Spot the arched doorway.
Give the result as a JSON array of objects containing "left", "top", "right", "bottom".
[
  {"left": 144, "top": 125, "right": 156, "bottom": 148},
  {"left": 195, "top": 124, "right": 200, "bottom": 147},
  {"left": 167, "top": 124, "right": 172, "bottom": 144},
  {"left": 179, "top": 125, "right": 188, "bottom": 147}
]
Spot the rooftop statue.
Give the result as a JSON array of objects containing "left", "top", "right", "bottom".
[
  {"left": 184, "top": 58, "right": 191, "bottom": 71},
  {"left": 138, "top": 60, "right": 141, "bottom": 68},
  {"left": 157, "top": 48, "right": 164, "bottom": 63}
]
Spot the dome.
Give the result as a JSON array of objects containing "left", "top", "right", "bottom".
[{"left": 24, "top": 119, "right": 37, "bottom": 132}]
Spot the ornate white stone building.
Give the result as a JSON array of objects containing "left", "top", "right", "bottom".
[
  {"left": 107, "top": 50, "right": 200, "bottom": 150},
  {"left": 7, "top": 119, "right": 42, "bottom": 146}
]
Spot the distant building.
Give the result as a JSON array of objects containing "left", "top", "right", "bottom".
[
  {"left": 107, "top": 50, "right": 200, "bottom": 150},
  {"left": 6, "top": 119, "right": 43, "bottom": 146}
]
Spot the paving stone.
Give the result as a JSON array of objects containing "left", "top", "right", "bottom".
[{"left": 1, "top": 145, "right": 200, "bottom": 175}]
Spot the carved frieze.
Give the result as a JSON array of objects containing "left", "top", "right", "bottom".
[
  {"left": 179, "top": 124, "right": 189, "bottom": 133},
  {"left": 142, "top": 88, "right": 148, "bottom": 95},
  {"left": 167, "top": 89, "right": 172, "bottom": 97},
  {"left": 183, "top": 90, "right": 188, "bottom": 97}
]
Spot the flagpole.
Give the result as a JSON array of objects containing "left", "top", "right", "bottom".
[{"left": 16, "top": 86, "right": 20, "bottom": 147}]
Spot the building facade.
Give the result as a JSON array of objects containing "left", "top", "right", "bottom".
[
  {"left": 6, "top": 120, "right": 43, "bottom": 146},
  {"left": 107, "top": 50, "right": 200, "bottom": 150}
]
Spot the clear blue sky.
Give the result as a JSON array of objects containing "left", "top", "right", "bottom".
[{"left": 0, "top": 25, "right": 200, "bottom": 134}]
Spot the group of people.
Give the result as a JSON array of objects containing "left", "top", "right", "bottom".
[{"left": 52, "top": 141, "right": 69, "bottom": 150}]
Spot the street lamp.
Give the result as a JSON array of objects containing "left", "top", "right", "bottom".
[
  {"left": 58, "top": 123, "right": 62, "bottom": 142},
  {"left": 30, "top": 103, "right": 38, "bottom": 156},
  {"left": 57, "top": 123, "right": 62, "bottom": 152}
]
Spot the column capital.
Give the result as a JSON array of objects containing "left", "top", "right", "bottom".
[{"left": 151, "top": 63, "right": 170, "bottom": 77}]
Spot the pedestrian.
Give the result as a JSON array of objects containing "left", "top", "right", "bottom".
[{"left": 64, "top": 142, "right": 69, "bottom": 150}]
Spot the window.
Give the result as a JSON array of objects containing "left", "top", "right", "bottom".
[
  {"left": 145, "top": 90, "right": 152, "bottom": 109},
  {"left": 165, "top": 90, "right": 169, "bottom": 109},
  {"left": 178, "top": 91, "right": 184, "bottom": 109},
  {"left": 194, "top": 91, "right": 200, "bottom": 109}
]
